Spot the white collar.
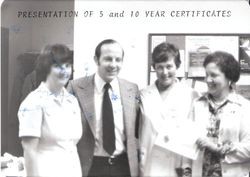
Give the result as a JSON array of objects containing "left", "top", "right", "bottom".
[
  {"left": 94, "top": 73, "right": 120, "bottom": 93},
  {"left": 39, "top": 82, "right": 65, "bottom": 95}
]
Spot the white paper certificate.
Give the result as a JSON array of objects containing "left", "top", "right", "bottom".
[{"left": 154, "top": 120, "right": 200, "bottom": 160}]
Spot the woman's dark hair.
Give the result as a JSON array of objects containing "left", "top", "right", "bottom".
[
  {"left": 203, "top": 51, "right": 240, "bottom": 83},
  {"left": 35, "top": 44, "right": 72, "bottom": 82},
  {"left": 152, "top": 42, "right": 181, "bottom": 69}
]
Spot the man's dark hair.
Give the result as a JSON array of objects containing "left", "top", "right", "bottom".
[{"left": 95, "top": 39, "right": 124, "bottom": 60}]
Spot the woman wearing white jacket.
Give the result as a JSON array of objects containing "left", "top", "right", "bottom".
[
  {"left": 139, "top": 42, "right": 198, "bottom": 177},
  {"left": 190, "top": 51, "right": 250, "bottom": 177}
]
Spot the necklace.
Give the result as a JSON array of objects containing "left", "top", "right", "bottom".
[
  {"left": 209, "top": 94, "right": 227, "bottom": 108},
  {"left": 211, "top": 99, "right": 226, "bottom": 107}
]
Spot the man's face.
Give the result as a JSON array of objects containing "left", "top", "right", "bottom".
[{"left": 95, "top": 43, "right": 123, "bottom": 83}]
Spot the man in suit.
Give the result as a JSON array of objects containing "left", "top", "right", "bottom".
[{"left": 67, "top": 39, "right": 139, "bottom": 177}]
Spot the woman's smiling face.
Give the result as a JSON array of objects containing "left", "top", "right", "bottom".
[
  {"left": 47, "top": 62, "right": 72, "bottom": 87},
  {"left": 205, "top": 62, "right": 230, "bottom": 98},
  {"left": 155, "top": 58, "right": 177, "bottom": 90}
]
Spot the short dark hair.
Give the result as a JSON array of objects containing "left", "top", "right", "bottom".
[
  {"left": 94, "top": 39, "right": 124, "bottom": 60},
  {"left": 203, "top": 51, "right": 240, "bottom": 83},
  {"left": 35, "top": 44, "right": 72, "bottom": 82},
  {"left": 152, "top": 42, "right": 181, "bottom": 69}
]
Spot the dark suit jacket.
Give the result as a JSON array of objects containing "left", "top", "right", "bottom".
[{"left": 67, "top": 74, "right": 140, "bottom": 177}]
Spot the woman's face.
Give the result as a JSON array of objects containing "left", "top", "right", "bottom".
[
  {"left": 155, "top": 58, "right": 177, "bottom": 90},
  {"left": 47, "top": 62, "right": 72, "bottom": 87},
  {"left": 205, "top": 62, "right": 230, "bottom": 98}
]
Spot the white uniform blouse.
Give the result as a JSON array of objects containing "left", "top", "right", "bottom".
[{"left": 18, "top": 82, "right": 82, "bottom": 177}]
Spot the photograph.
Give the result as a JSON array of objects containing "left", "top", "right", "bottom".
[
  {"left": 239, "top": 36, "right": 250, "bottom": 73},
  {"left": 1, "top": 0, "right": 250, "bottom": 177}
]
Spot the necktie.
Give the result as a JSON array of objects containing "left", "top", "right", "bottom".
[{"left": 102, "top": 83, "right": 116, "bottom": 155}]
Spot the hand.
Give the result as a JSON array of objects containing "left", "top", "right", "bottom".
[
  {"left": 219, "top": 141, "right": 236, "bottom": 155},
  {"left": 183, "top": 167, "right": 192, "bottom": 177},
  {"left": 175, "top": 167, "right": 192, "bottom": 177},
  {"left": 196, "top": 138, "right": 217, "bottom": 152}
]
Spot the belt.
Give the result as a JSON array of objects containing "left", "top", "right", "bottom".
[{"left": 93, "top": 153, "right": 128, "bottom": 165}]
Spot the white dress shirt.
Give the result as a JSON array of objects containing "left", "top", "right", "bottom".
[{"left": 94, "top": 73, "right": 125, "bottom": 156}]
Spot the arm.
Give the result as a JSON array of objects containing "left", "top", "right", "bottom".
[
  {"left": 181, "top": 97, "right": 197, "bottom": 177},
  {"left": 138, "top": 103, "right": 147, "bottom": 177},
  {"left": 196, "top": 106, "right": 250, "bottom": 163},
  {"left": 135, "top": 86, "right": 141, "bottom": 139},
  {"left": 223, "top": 109, "right": 250, "bottom": 163},
  {"left": 138, "top": 96, "right": 158, "bottom": 176},
  {"left": 18, "top": 92, "right": 43, "bottom": 176},
  {"left": 21, "top": 137, "right": 39, "bottom": 177}
]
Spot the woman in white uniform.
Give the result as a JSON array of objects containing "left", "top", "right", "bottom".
[
  {"left": 18, "top": 44, "right": 82, "bottom": 177},
  {"left": 139, "top": 42, "right": 199, "bottom": 177}
]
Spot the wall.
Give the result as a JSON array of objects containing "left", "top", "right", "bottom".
[
  {"left": 1, "top": 0, "right": 74, "bottom": 104},
  {"left": 74, "top": 0, "right": 250, "bottom": 89},
  {"left": 1, "top": 1, "right": 32, "bottom": 100},
  {"left": 1, "top": 0, "right": 74, "bottom": 155},
  {"left": 29, "top": 1, "right": 74, "bottom": 51}
]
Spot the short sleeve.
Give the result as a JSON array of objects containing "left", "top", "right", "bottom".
[{"left": 18, "top": 92, "right": 43, "bottom": 138}]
